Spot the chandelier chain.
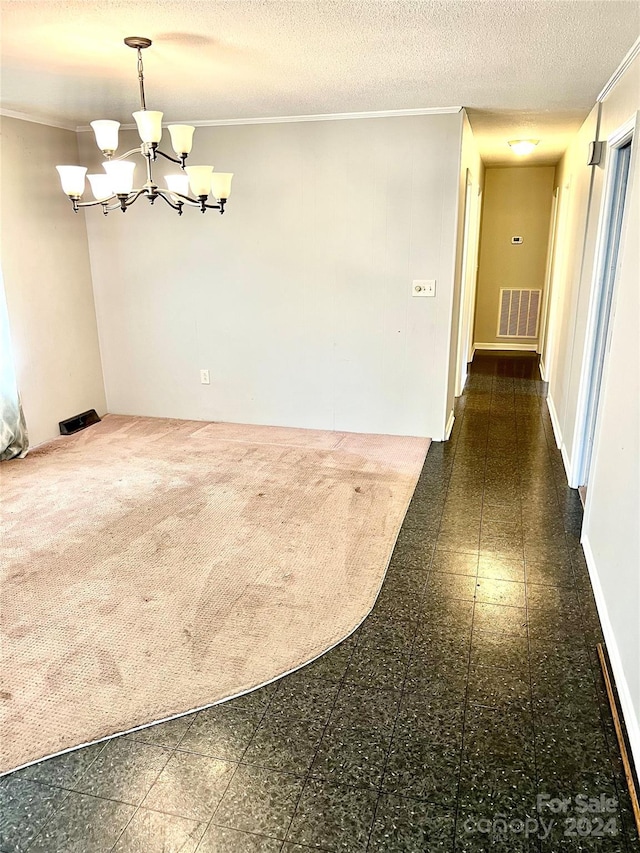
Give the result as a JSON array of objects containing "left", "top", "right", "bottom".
[{"left": 136, "top": 49, "right": 147, "bottom": 111}]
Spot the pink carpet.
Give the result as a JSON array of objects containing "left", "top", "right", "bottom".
[{"left": 0, "top": 415, "right": 429, "bottom": 773}]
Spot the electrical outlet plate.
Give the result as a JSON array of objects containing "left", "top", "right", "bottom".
[
  {"left": 200, "top": 369, "right": 210, "bottom": 385},
  {"left": 412, "top": 280, "right": 436, "bottom": 297}
]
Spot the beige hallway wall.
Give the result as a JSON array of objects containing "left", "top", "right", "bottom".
[
  {"left": 473, "top": 166, "right": 555, "bottom": 349},
  {"left": 0, "top": 116, "right": 106, "bottom": 447}
]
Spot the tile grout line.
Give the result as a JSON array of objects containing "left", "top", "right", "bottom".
[
  {"left": 21, "top": 743, "right": 122, "bottom": 852},
  {"left": 103, "top": 691, "right": 280, "bottom": 852},
  {"left": 95, "top": 712, "right": 218, "bottom": 850},
  {"left": 190, "top": 686, "right": 290, "bottom": 852},
  {"left": 365, "top": 402, "right": 460, "bottom": 852},
  {"left": 362, "top": 452, "right": 449, "bottom": 849},
  {"left": 518, "top": 369, "right": 541, "bottom": 853},
  {"left": 448, "top": 370, "right": 489, "bottom": 851},
  {"left": 273, "top": 637, "right": 364, "bottom": 852},
  {"left": 108, "top": 713, "right": 206, "bottom": 851}
]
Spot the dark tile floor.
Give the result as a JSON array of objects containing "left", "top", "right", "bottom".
[{"left": 2, "top": 353, "right": 637, "bottom": 852}]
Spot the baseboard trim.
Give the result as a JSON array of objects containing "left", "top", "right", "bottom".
[
  {"left": 539, "top": 357, "right": 548, "bottom": 381},
  {"left": 455, "top": 369, "right": 468, "bottom": 398},
  {"left": 545, "top": 393, "right": 563, "bottom": 450},
  {"left": 473, "top": 342, "right": 538, "bottom": 352},
  {"left": 560, "top": 439, "right": 572, "bottom": 483},
  {"left": 445, "top": 410, "right": 455, "bottom": 440},
  {"left": 545, "top": 394, "right": 575, "bottom": 483},
  {"left": 582, "top": 534, "right": 640, "bottom": 774}
]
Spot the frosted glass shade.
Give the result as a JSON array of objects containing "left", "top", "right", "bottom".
[
  {"left": 132, "top": 110, "right": 164, "bottom": 144},
  {"left": 165, "top": 174, "right": 190, "bottom": 197},
  {"left": 56, "top": 165, "right": 87, "bottom": 197},
  {"left": 104, "top": 160, "right": 136, "bottom": 194},
  {"left": 91, "top": 120, "right": 120, "bottom": 153},
  {"left": 185, "top": 165, "right": 213, "bottom": 197},
  {"left": 168, "top": 125, "right": 195, "bottom": 155},
  {"left": 87, "top": 174, "right": 114, "bottom": 200},
  {"left": 508, "top": 139, "right": 539, "bottom": 156},
  {"left": 211, "top": 172, "right": 233, "bottom": 200}
]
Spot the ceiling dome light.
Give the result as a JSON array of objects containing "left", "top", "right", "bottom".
[
  {"left": 508, "top": 139, "right": 539, "bottom": 156},
  {"left": 55, "top": 37, "right": 233, "bottom": 217}
]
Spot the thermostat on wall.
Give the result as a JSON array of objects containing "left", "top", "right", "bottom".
[{"left": 511, "top": 236, "right": 523, "bottom": 244}]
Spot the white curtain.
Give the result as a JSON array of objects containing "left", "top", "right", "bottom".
[{"left": 0, "top": 270, "right": 28, "bottom": 460}]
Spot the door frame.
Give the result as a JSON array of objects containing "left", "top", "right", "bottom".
[
  {"left": 454, "top": 170, "right": 481, "bottom": 396},
  {"left": 540, "top": 176, "right": 572, "bottom": 392},
  {"left": 538, "top": 185, "right": 560, "bottom": 378},
  {"left": 466, "top": 187, "right": 482, "bottom": 368},
  {"left": 571, "top": 112, "right": 638, "bottom": 489}
]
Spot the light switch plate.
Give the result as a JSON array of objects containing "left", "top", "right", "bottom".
[
  {"left": 412, "top": 279, "right": 436, "bottom": 297},
  {"left": 200, "top": 369, "right": 210, "bottom": 385}
]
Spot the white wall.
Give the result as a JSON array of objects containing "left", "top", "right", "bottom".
[
  {"left": 582, "top": 52, "right": 640, "bottom": 769},
  {"left": 0, "top": 117, "right": 106, "bottom": 447},
  {"left": 80, "top": 113, "right": 463, "bottom": 439},
  {"left": 544, "top": 50, "right": 640, "bottom": 767}
]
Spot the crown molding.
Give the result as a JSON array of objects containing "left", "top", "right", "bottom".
[
  {"left": 598, "top": 36, "right": 640, "bottom": 102},
  {"left": 0, "top": 108, "right": 77, "bottom": 132},
  {"left": 76, "top": 106, "right": 462, "bottom": 132}
]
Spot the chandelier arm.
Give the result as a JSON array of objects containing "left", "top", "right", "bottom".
[
  {"left": 112, "top": 146, "right": 145, "bottom": 162},
  {"left": 155, "top": 190, "right": 184, "bottom": 213},
  {"left": 157, "top": 189, "right": 203, "bottom": 208},
  {"left": 122, "top": 188, "right": 147, "bottom": 208},
  {"left": 203, "top": 200, "right": 225, "bottom": 214},
  {"left": 72, "top": 195, "right": 117, "bottom": 210},
  {"left": 155, "top": 148, "right": 186, "bottom": 167}
]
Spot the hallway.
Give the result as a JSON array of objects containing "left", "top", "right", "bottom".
[{"left": 1, "top": 353, "right": 637, "bottom": 852}]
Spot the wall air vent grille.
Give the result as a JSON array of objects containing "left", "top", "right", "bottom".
[{"left": 497, "top": 288, "right": 541, "bottom": 338}]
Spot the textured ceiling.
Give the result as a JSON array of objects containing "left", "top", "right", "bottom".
[{"left": 0, "top": 1, "right": 638, "bottom": 164}]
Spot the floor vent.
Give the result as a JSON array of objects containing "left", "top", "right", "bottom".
[
  {"left": 59, "top": 409, "right": 101, "bottom": 436},
  {"left": 497, "top": 288, "right": 541, "bottom": 338}
]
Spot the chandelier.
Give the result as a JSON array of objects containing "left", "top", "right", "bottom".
[{"left": 56, "top": 37, "right": 233, "bottom": 216}]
